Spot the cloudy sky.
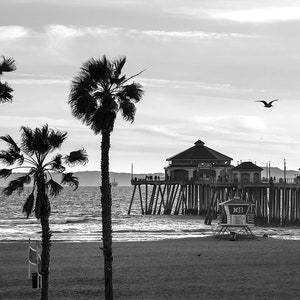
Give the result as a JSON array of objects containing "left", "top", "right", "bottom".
[{"left": 1, "top": 0, "right": 300, "bottom": 173}]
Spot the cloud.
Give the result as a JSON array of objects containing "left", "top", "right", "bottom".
[
  {"left": 9, "top": 74, "right": 70, "bottom": 85},
  {"left": 211, "top": 6, "right": 300, "bottom": 23},
  {"left": 46, "top": 25, "right": 84, "bottom": 39},
  {"left": 45, "top": 24, "right": 121, "bottom": 39},
  {"left": 0, "top": 24, "right": 255, "bottom": 48},
  {"left": 10, "top": 78, "right": 69, "bottom": 85},
  {"left": 0, "top": 24, "right": 122, "bottom": 43},
  {"left": 0, "top": 26, "right": 29, "bottom": 40},
  {"left": 128, "top": 29, "right": 256, "bottom": 40},
  {"left": 139, "top": 77, "right": 263, "bottom": 96}
]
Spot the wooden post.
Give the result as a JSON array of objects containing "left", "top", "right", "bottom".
[
  {"left": 147, "top": 185, "right": 157, "bottom": 214},
  {"left": 138, "top": 184, "right": 144, "bottom": 215},
  {"left": 128, "top": 185, "right": 137, "bottom": 214},
  {"left": 174, "top": 185, "right": 183, "bottom": 215},
  {"left": 145, "top": 184, "right": 148, "bottom": 214},
  {"left": 170, "top": 184, "right": 180, "bottom": 214}
]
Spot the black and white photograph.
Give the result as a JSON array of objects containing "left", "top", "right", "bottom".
[{"left": 0, "top": 1, "right": 300, "bottom": 299}]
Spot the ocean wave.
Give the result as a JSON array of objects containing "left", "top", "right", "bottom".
[
  {"left": 181, "top": 228, "right": 213, "bottom": 233},
  {"left": 51, "top": 217, "right": 89, "bottom": 224},
  {"left": 115, "top": 229, "right": 176, "bottom": 233},
  {"left": 65, "top": 217, "right": 89, "bottom": 224}
]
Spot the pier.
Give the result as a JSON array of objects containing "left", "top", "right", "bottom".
[
  {"left": 128, "top": 140, "right": 300, "bottom": 226},
  {"left": 128, "top": 178, "right": 300, "bottom": 226}
]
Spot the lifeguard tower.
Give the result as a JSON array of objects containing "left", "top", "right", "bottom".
[{"left": 215, "top": 196, "right": 255, "bottom": 239}]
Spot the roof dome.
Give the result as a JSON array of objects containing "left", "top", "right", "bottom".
[
  {"left": 194, "top": 140, "right": 204, "bottom": 146},
  {"left": 166, "top": 139, "right": 232, "bottom": 161}
]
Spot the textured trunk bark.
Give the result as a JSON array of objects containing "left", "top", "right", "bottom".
[
  {"left": 40, "top": 216, "right": 51, "bottom": 300},
  {"left": 37, "top": 175, "right": 51, "bottom": 300},
  {"left": 100, "top": 130, "right": 113, "bottom": 300}
]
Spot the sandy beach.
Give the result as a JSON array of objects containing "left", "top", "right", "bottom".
[{"left": 0, "top": 236, "right": 300, "bottom": 300}]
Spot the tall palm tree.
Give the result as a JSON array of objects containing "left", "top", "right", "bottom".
[
  {"left": 0, "top": 124, "right": 88, "bottom": 300},
  {"left": 69, "top": 55, "right": 144, "bottom": 299},
  {"left": 0, "top": 56, "right": 16, "bottom": 103}
]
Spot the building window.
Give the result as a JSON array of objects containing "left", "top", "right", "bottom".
[
  {"left": 241, "top": 173, "right": 250, "bottom": 183},
  {"left": 171, "top": 169, "right": 188, "bottom": 181}
]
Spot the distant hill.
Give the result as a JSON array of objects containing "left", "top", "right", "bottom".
[
  {"left": 260, "top": 167, "right": 299, "bottom": 180},
  {"left": 71, "top": 171, "right": 165, "bottom": 186},
  {"left": 0, "top": 171, "right": 165, "bottom": 187}
]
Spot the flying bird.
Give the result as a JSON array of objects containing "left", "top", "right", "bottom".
[{"left": 255, "top": 99, "right": 278, "bottom": 108}]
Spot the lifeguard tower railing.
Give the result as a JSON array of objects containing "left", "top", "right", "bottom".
[{"left": 128, "top": 177, "right": 300, "bottom": 226}]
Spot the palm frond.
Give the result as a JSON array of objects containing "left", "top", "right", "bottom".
[
  {"left": 48, "top": 129, "right": 67, "bottom": 150},
  {"left": 0, "top": 150, "right": 15, "bottom": 165},
  {"left": 64, "top": 148, "right": 88, "bottom": 167},
  {"left": 119, "top": 99, "right": 136, "bottom": 122},
  {"left": 113, "top": 56, "right": 126, "bottom": 80},
  {"left": 49, "top": 154, "right": 65, "bottom": 172},
  {"left": 20, "top": 126, "right": 34, "bottom": 154},
  {"left": 32, "top": 125, "right": 51, "bottom": 154},
  {"left": 121, "top": 69, "right": 146, "bottom": 86},
  {"left": 81, "top": 56, "right": 112, "bottom": 84},
  {"left": 27, "top": 167, "right": 37, "bottom": 178},
  {"left": 0, "top": 82, "right": 14, "bottom": 103},
  {"left": 0, "top": 135, "right": 23, "bottom": 164},
  {"left": 119, "top": 83, "right": 144, "bottom": 103},
  {"left": 22, "top": 192, "right": 34, "bottom": 218},
  {"left": 3, "top": 175, "right": 31, "bottom": 195},
  {"left": 0, "top": 149, "right": 22, "bottom": 165},
  {"left": 34, "top": 190, "right": 41, "bottom": 219},
  {"left": 46, "top": 179, "right": 64, "bottom": 197},
  {"left": 9, "top": 148, "right": 23, "bottom": 164},
  {"left": 0, "top": 134, "right": 20, "bottom": 152},
  {"left": 61, "top": 172, "right": 79, "bottom": 190},
  {"left": 0, "top": 168, "right": 12, "bottom": 179},
  {"left": 69, "top": 88, "right": 97, "bottom": 121},
  {"left": 0, "top": 56, "right": 16, "bottom": 74},
  {"left": 90, "top": 109, "right": 116, "bottom": 134}
]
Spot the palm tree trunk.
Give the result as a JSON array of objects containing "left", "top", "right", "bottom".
[
  {"left": 40, "top": 216, "right": 51, "bottom": 300},
  {"left": 100, "top": 129, "right": 113, "bottom": 300},
  {"left": 37, "top": 176, "right": 51, "bottom": 300}
]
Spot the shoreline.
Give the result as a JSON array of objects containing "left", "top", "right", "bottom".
[
  {"left": 1, "top": 236, "right": 300, "bottom": 299},
  {"left": 1, "top": 225, "right": 300, "bottom": 243}
]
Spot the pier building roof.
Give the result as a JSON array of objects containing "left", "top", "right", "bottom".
[
  {"left": 231, "top": 162, "right": 263, "bottom": 172},
  {"left": 166, "top": 140, "right": 232, "bottom": 162}
]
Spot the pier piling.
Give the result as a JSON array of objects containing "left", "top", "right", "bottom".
[{"left": 128, "top": 179, "right": 300, "bottom": 226}]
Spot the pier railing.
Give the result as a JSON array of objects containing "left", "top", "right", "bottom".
[{"left": 131, "top": 177, "right": 300, "bottom": 186}]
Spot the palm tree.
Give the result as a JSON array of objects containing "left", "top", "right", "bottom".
[
  {"left": 0, "top": 124, "right": 88, "bottom": 300},
  {"left": 69, "top": 55, "right": 144, "bottom": 299},
  {"left": 0, "top": 56, "right": 16, "bottom": 103}
]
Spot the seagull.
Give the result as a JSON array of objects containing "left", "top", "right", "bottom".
[{"left": 255, "top": 99, "right": 278, "bottom": 108}]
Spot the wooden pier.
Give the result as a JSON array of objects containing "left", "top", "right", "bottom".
[{"left": 128, "top": 179, "right": 300, "bottom": 226}]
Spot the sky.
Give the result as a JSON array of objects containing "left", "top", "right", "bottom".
[{"left": 1, "top": 0, "right": 300, "bottom": 174}]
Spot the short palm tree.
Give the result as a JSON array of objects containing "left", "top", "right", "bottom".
[
  {"left": 0, "top": 124, "right": 88, "bottom": 300},
  {"left": 0, "top": 56, "right": 16, "bottom": 103},
  {"left": 69, "top": 55, "right": 144, "bottom": 299}
]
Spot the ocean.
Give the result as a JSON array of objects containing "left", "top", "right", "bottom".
[{"left": 0, "top": 186, "right": 299, "bottom": 242}]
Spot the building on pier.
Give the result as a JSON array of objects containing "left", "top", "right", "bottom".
[
  {"left": 231, "top": 161, "right": 263, "bottom": 183},
  {"left": 165, "top": 140, "right": 233, "bottom": 181}
]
